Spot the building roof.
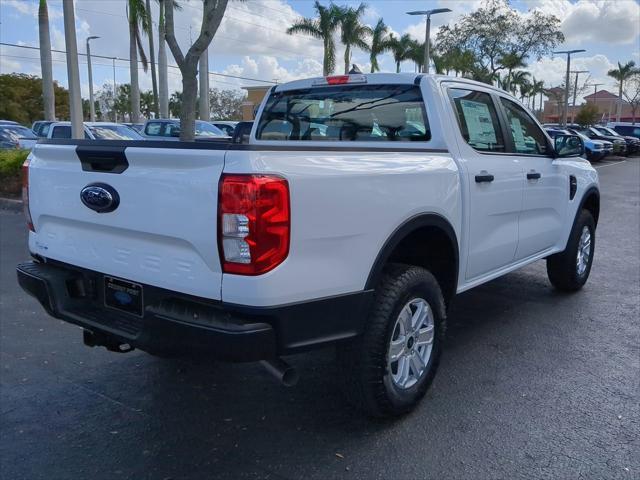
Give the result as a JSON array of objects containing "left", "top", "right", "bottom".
[{"left": 584, "top": 90, "right": 618, "bottom": 99}]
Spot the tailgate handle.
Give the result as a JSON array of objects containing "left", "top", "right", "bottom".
[{"left": 76, "top": 146, "right": 129, "bottom": 174}]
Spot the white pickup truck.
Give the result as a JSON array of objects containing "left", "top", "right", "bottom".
[{"left": 17, "top": 74, "right": 599, "bottom": 417}]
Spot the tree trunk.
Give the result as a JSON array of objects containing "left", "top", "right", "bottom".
[
  {"left": 323, "top": 38, "right": 329, "bottom": 76},
  {"left": 38, "top": 0, "right": 55, "bottom": 120},
  {"left": 617, "top": 81, "right": 623, "bottom": 122},
  {"left": 396, "top": 60, "right": 400, "bottom": 73},
  {"left": 344, "top": 45, "right": 350, "bottom": 75},
  {"left": 129, "top": 19, "right": 140, "bottom": 122},
  {"left": 180, "top": 70, "right": 198, "bottom": 141},
  {"left": 158, "top": 0, "right": 169, "bottom": 118},
  {"left": 145, "top": 0, "right": 159, "bottom": 117},
  {"left": 199, "top": 49, "right": 209, "bottom": 120}
]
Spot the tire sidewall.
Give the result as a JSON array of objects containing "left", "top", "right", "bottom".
[
  {"left": 571, "top": 212, "right": 596, "bottom": 286},
  {"left": 380, "top": 275, "right": 445, "bottom": 410}
]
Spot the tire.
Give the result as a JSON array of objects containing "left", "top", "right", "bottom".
[
  {"left": 337, "top": 264, "right": 446, "bottom": 417},
  {"left": 547, "top": 209, "right": 596, "bottom": 292}
]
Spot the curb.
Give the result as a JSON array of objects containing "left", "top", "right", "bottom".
[{"left": 0, "top": 197, "right": 22, "bottom": 212}]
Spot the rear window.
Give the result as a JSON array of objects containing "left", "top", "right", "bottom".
[
  {"left": 88, "top": 125, "right": 142, "bottom": 140},
  {"left": 256, "top": 84, "right": 430, "bottom": 142}
]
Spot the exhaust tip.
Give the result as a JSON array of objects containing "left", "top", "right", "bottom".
[{"left": 260, "top": 358, "right": 299, "bottom": 387}]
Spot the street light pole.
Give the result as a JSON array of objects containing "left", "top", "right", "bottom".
[
  {"left": 553, "top": 49, "right": 586, "bottom": 127},
  {"left": 86, "top": 36, "right": 100, "bottom": 122},
  {"left": 62, "top": 0, "right": 83, "bottom": 139},
  {"left": 112, "top": 57, "right": 118, "bottom": 122},
  {"left": 407, "top": 8, "right": 452, "bottom": 74},
  {"left": 570, "top": 69, "right": 589, "bottom": 124}
]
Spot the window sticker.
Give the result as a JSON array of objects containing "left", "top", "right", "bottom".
[
  {"left": 509, "top": 116, "right": 527, "bottom": 150},
  {"left": 460, "top": 99, "right": 498, "bottom": 145}
]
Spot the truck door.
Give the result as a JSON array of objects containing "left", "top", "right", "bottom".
[
  {"left": 496, "top": 96, "right": 568, "bottom": 260},
  {"left": 447, "top": 86, "right": 524, "bottom": 280}
]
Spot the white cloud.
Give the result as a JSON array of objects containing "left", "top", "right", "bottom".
[
  {"left": 527, "top": 53, "right": 618, "bottom": 99},
  {"left": 526, "top": 0, "right": 640, "bottom": 45},
  {"left": 222, "top": 55, "right": 322, "bottom": 87}
]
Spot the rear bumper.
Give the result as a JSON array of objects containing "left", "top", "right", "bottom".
[{"left": 17, "top": 260, "right": 372, "bottom": 361}]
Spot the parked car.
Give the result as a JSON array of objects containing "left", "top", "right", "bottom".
[
  {"left": 608, "top": 122, "right": 640, "bottom": 140},
  {"left": 32, "top": 120, "right": 56, "bottom": 138},
  {"left": 0, "top": 124, "right": 38, "bottom": 149},
  {"left": 210, "top": 120, "right": 238, "bottom": 136},
  {"left": 574, "top": 126, "right": 627, "bottom": 156},
  {"left": 141, "top": 119, "right": 229, "bottom": 141},
  {"left": 18, "top": 73, "right": 599, "bottom": 417},
  {"left": 592, "top": 125, "right": 640, "bottom": 155},
  {"left": 47, "top": 122, "right": 144, "bottom": 140},
  {"left": 566, "top": 128, "right": 613, "bottom": 160},
  {"left": 0, "top": 120, "right": 20, "bottom": 125},
  {"left": 122, "top": 122, "right": 145, "bottom": 134}
]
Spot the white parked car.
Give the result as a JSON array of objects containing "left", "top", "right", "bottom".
[
  {"left": 47, "top": 122, "right": 144, "bottom": 140},
  {"left": 19, "top": 74, "right": 599, "bottom": 417},
  {"left": 141, "top": 119, "right": 229, "bottom": 141}
]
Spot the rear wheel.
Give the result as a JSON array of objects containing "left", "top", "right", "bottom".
[
  {"left": 547, "top": 209, "right": 595, "bottom": 291},
  {"left": 337, "top": 264, "right": 446, "bottom": 417}
]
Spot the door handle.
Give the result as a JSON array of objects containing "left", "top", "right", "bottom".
[
  {"left": 475, "top": 173, "right": 495, "bottom": 183},
  {"left": 527, "top": 172, "right": 541, "bottom": 180}
]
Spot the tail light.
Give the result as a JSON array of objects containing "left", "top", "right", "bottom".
[
  {"left": 218, "top": 174, "right": 290, "bottom": 275},
  {"left": 22, "top": 158, "right": 34, "bottom": 232}
]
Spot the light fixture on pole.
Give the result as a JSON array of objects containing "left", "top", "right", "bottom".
[
  {"left": 86, "top": 35, "right": 100, "bottom": 122},
  {"left": 407, "top": 8, "right": 452, "bottom": 74},
  {"left": 570, "top": 69, "right": 589, "bottom": 123},
  {"left": 553, "top": 49, "right": 586, "bottom": 126}
]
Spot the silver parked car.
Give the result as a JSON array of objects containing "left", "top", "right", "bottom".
[{"left": 0, "top": 124, "right": 38, "bottom": 150}]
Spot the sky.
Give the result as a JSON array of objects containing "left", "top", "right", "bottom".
[{"left": 0, "top": 0, "right": 639, "bottom": 103}]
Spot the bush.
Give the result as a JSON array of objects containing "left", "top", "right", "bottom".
[
  {"left": 575, "top": 103, "right": 600, "bottom": 127},
  {"left": 0, "top": 149, "right": 29, "bottom": 197}
]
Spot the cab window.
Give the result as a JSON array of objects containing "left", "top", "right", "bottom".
[
  {"left": 449, "top": 88, "right": 505, "bottom": 152},
  {"left": 256, "top": 84, "right": 430, "bottom": 142},
  {"left": 145, "top": 122, "right": 164, "bottom": 136},
  {"left": 499, "top": 98, "right": 549, "bottom": 155}
]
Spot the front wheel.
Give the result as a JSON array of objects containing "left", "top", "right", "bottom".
[
  {"left": 547, "top": 209, "right": 596, "bottom": 292},
  {"left": 337, "top": 264, "right": 446, "bottom": 417}
]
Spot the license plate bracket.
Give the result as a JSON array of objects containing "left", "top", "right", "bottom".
[{"left": 104, "top": 276, "right": 144, "bottom": 317}]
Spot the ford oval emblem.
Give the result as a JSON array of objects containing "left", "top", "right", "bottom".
[{"left": 80, "top": 183, "right": 120, "bottom": 213}]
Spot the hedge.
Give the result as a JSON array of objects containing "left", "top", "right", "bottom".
[{"left": 0, "top": 149, "right": 29, "bottom": 198}]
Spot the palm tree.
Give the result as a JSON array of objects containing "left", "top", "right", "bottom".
[
  {"left": 369, "top": 18, "right": 391, "bottom": 73},
  {"left": 529, "top": 78, "right": 545, "bottom": 117},
  {"left": 287, "top": 1, "right": 341, "bottom": 76},
  {"left": 127, "top": 0, "right": 149, "bottom": 123},
  {"left": 387, "top": 33, "right": 413, "bottom": 73},
  {"left": 509, "top": 70, "right": 530, "bottom": 96},
  {"left": 145, "top": 0, "right": 158, "bottom": 117},
  {"left": 38, "top": 0, "right": 55, "bottom": 120},
  {"left": 158, "top": 0, "right": 168, "bottom": 117},
  {"left": 336, "top": 3, "right": 371, "bottom": 74},
  {"left": 408, "top": 40, "right": 426, "bottom": 73},
  {"left": 500, "top": 52, "right": 527, "bottom": 92},
  {"left": 607, "top": 61, "right": 640, "bottom": 121}
]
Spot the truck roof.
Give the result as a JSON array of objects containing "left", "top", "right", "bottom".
[{"left": 273, "top": 73, "right": 509, "bottom": 95}]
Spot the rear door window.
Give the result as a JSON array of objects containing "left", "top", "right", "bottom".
[
  {"left": 449, "top": 88, "right": 505, "bottom": 152},
  {"left": 256, "top": 84, "right": 430, "bottom": 142}
]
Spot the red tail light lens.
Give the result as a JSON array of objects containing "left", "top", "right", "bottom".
[
  {"left": 218, "top": 174, "right": 290, "bottom": 275},
  {"left": 22, "top": 158, "right": 34, "bottom": 232}
]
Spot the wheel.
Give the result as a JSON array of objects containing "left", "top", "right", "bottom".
[
  {"left": 337, "top": 264, "right": 446, "bottom": 417},
  {"left": 547, "top": 209, "right": 595, "bottom": 292}
]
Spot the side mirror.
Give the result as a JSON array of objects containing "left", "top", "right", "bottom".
[
  {"left": 232, "top": 121, "right": 254, "bottom": 144},
  {"left": 169, "top": 127, "right": 181, "bottom": 137},
  {"left": 554, "top": 134, "right": 584, "bottom": 158}
]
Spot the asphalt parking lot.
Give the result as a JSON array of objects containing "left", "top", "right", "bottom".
[{"left": 1, "top": 157, "right": 638, "bottom": 480}]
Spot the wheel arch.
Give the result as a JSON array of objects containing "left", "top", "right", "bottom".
[
  {"left": 365, "top": 214, "right": 459, "bottom": 306},
  {"left": 579, "top": 186, "right": 600, "bottom": 226}
]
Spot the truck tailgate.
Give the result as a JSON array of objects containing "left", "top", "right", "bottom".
[{"left": 27, "top": 144, "right": 225, "bottom": 300}]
